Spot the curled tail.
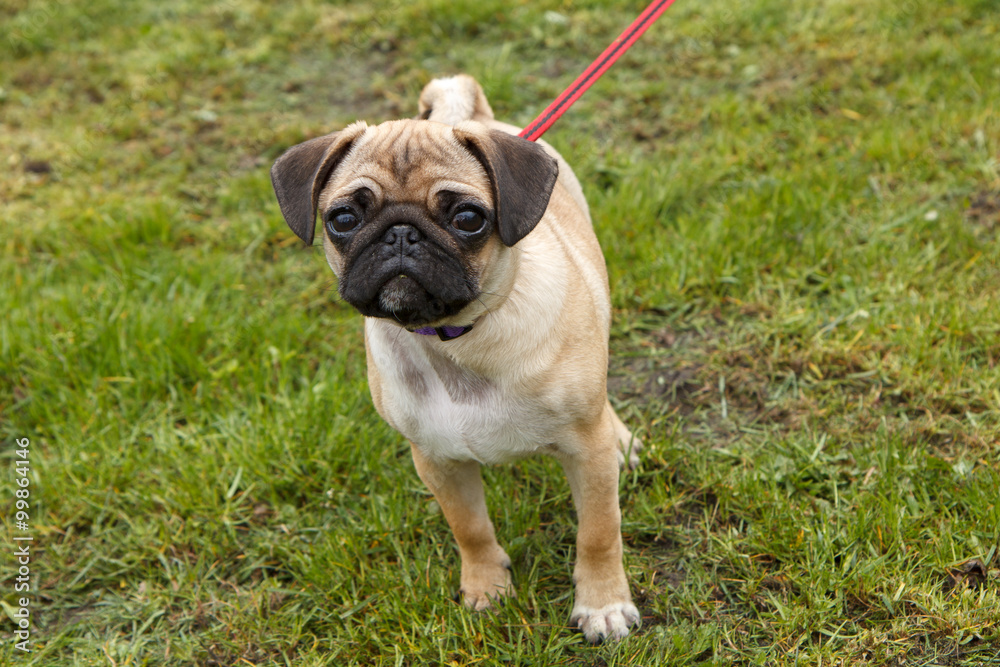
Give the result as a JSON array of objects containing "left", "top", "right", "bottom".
[{"left": 418, "top": 74, "right": 494, "bottom": 126}]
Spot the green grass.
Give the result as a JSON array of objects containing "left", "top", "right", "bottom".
[{"left": 2, "top": 0, "right": 999, "bottom": 664}]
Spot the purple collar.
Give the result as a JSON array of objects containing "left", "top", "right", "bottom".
[{"left": 413, "top": 324, "right": 474, "bottom": 341}]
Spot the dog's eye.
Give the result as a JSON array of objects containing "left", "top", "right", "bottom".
[
  {"left": 452, "top": 209, "right": 485, "bottom": 233},
  {"left": 326, "top": 209, "right": 360, "bottom": 234}
]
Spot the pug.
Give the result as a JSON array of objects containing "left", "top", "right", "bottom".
[{"left": 270, "top": 75, "right": 642, "bottom": 642}]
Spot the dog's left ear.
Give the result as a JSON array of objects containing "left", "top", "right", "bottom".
[
  {"left": 453, "top": 127, "right": 558, "bottom": 247},
  {"left": 270, "top": 123, "right": 367, "bottom": 245}
]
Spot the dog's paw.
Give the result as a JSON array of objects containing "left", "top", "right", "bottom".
[
  {"left": 460, "top": 560, "right": 514, "bottom": 611},
  {"left": 616, "top": 432, "right": 643, "bottom": 470},
  {"left": 570, "top": 602, "right": 641, "bottom": 643},
  {"left": 609, "top": 406, "right": 642, "bottom": 470}
]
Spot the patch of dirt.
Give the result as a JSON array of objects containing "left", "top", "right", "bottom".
[
  {"left": 39, "top": 603, "right": 99, "bottom": 635},
  {"left": 610, "top": 318, "right": 996, "bottom": 462},
  {"left": 944, "top": 559, "right": 999, "bottom": 594},
  {"left": 608, "top": 322, "right": 720, "bottom": 415},
  {"left": 609, "top": 321, "right": 845, "bottom": 436},
  {"left": 23, "top": 160, "right": 52, "bottom": 174},
  {"left": 884, "top": 385, "right": 992, "bottom": 421},
  {"left": 607, "top": 355, "right": 702, "bottom": 409},
  {"left": 632, "top": 556, "right": 686, "bottom": 627},
  {"left": 965, "top": 191, "right": 1000, "bottom": 238},
  {"left": 200, "top": 637, "right": 291, "bottom": 667}
]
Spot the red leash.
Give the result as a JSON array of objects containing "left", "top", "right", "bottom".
[{"left": 519, "top": 0, "right": 677, "bottom": 142}]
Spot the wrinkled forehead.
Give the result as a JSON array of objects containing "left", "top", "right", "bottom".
[{"left": 322, "top": 120, "right": 491, "bottom": 207}]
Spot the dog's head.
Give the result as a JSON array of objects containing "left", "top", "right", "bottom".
[{"left": 270, "top": 119, "right": 558, "bottom": 328}]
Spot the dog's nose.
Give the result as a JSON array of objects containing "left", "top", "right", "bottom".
[{"left": 382, "top": 224, "right": 423, "bottom": 247}]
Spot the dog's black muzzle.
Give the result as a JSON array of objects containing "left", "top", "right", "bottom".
[{"left": 338, "top": 221, "right": 477, "bottom": 326}]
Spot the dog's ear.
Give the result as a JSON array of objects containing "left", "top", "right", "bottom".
[
  {"left": 270, "top": 123, "right": 367, "bottom": 245},
  {"left": 453, "top": 127, "right": 558, "bottom": 247}
]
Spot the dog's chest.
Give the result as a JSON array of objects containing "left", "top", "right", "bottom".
[{"left": 368, "top": 334, "right": 560, "bottom": 464}]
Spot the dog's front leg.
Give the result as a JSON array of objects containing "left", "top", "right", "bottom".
[
  {"left": 410, "top": 444, "right": 513, "bottom": 610},
  {"left": 558, "top": 418, "right": 641, "bottom": 642}
]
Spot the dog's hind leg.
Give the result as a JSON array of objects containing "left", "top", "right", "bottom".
[{"left": 607, "top": 401, "right": 642, "bottom": 470}]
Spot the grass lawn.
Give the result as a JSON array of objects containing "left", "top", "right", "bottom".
[{"left": 2, "top": 0, "right": 999, "bottom": 664}]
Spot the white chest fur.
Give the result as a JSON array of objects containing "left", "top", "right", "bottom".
[{"left": 365, "top": 322, "right": 566, "bottom": 464}]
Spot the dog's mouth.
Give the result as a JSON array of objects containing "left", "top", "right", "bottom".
[
  {"left": 342, "top": 272, "right": 473, "bottom": 326},
  {"left": 379, "top": 275, "right": 446, "bottom": 319}
]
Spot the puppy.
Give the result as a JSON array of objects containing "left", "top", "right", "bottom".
[{"left": 270, "top": 75, "right": 641, "bottom": 642}]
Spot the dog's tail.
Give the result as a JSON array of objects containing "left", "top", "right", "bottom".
[{"left": 418, "top": 75, "right": 494, "bottom": 126}]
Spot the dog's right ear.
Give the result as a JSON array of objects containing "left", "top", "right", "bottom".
[{"left": 270, "top": 123, "right": 367, "bottom": 245}]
